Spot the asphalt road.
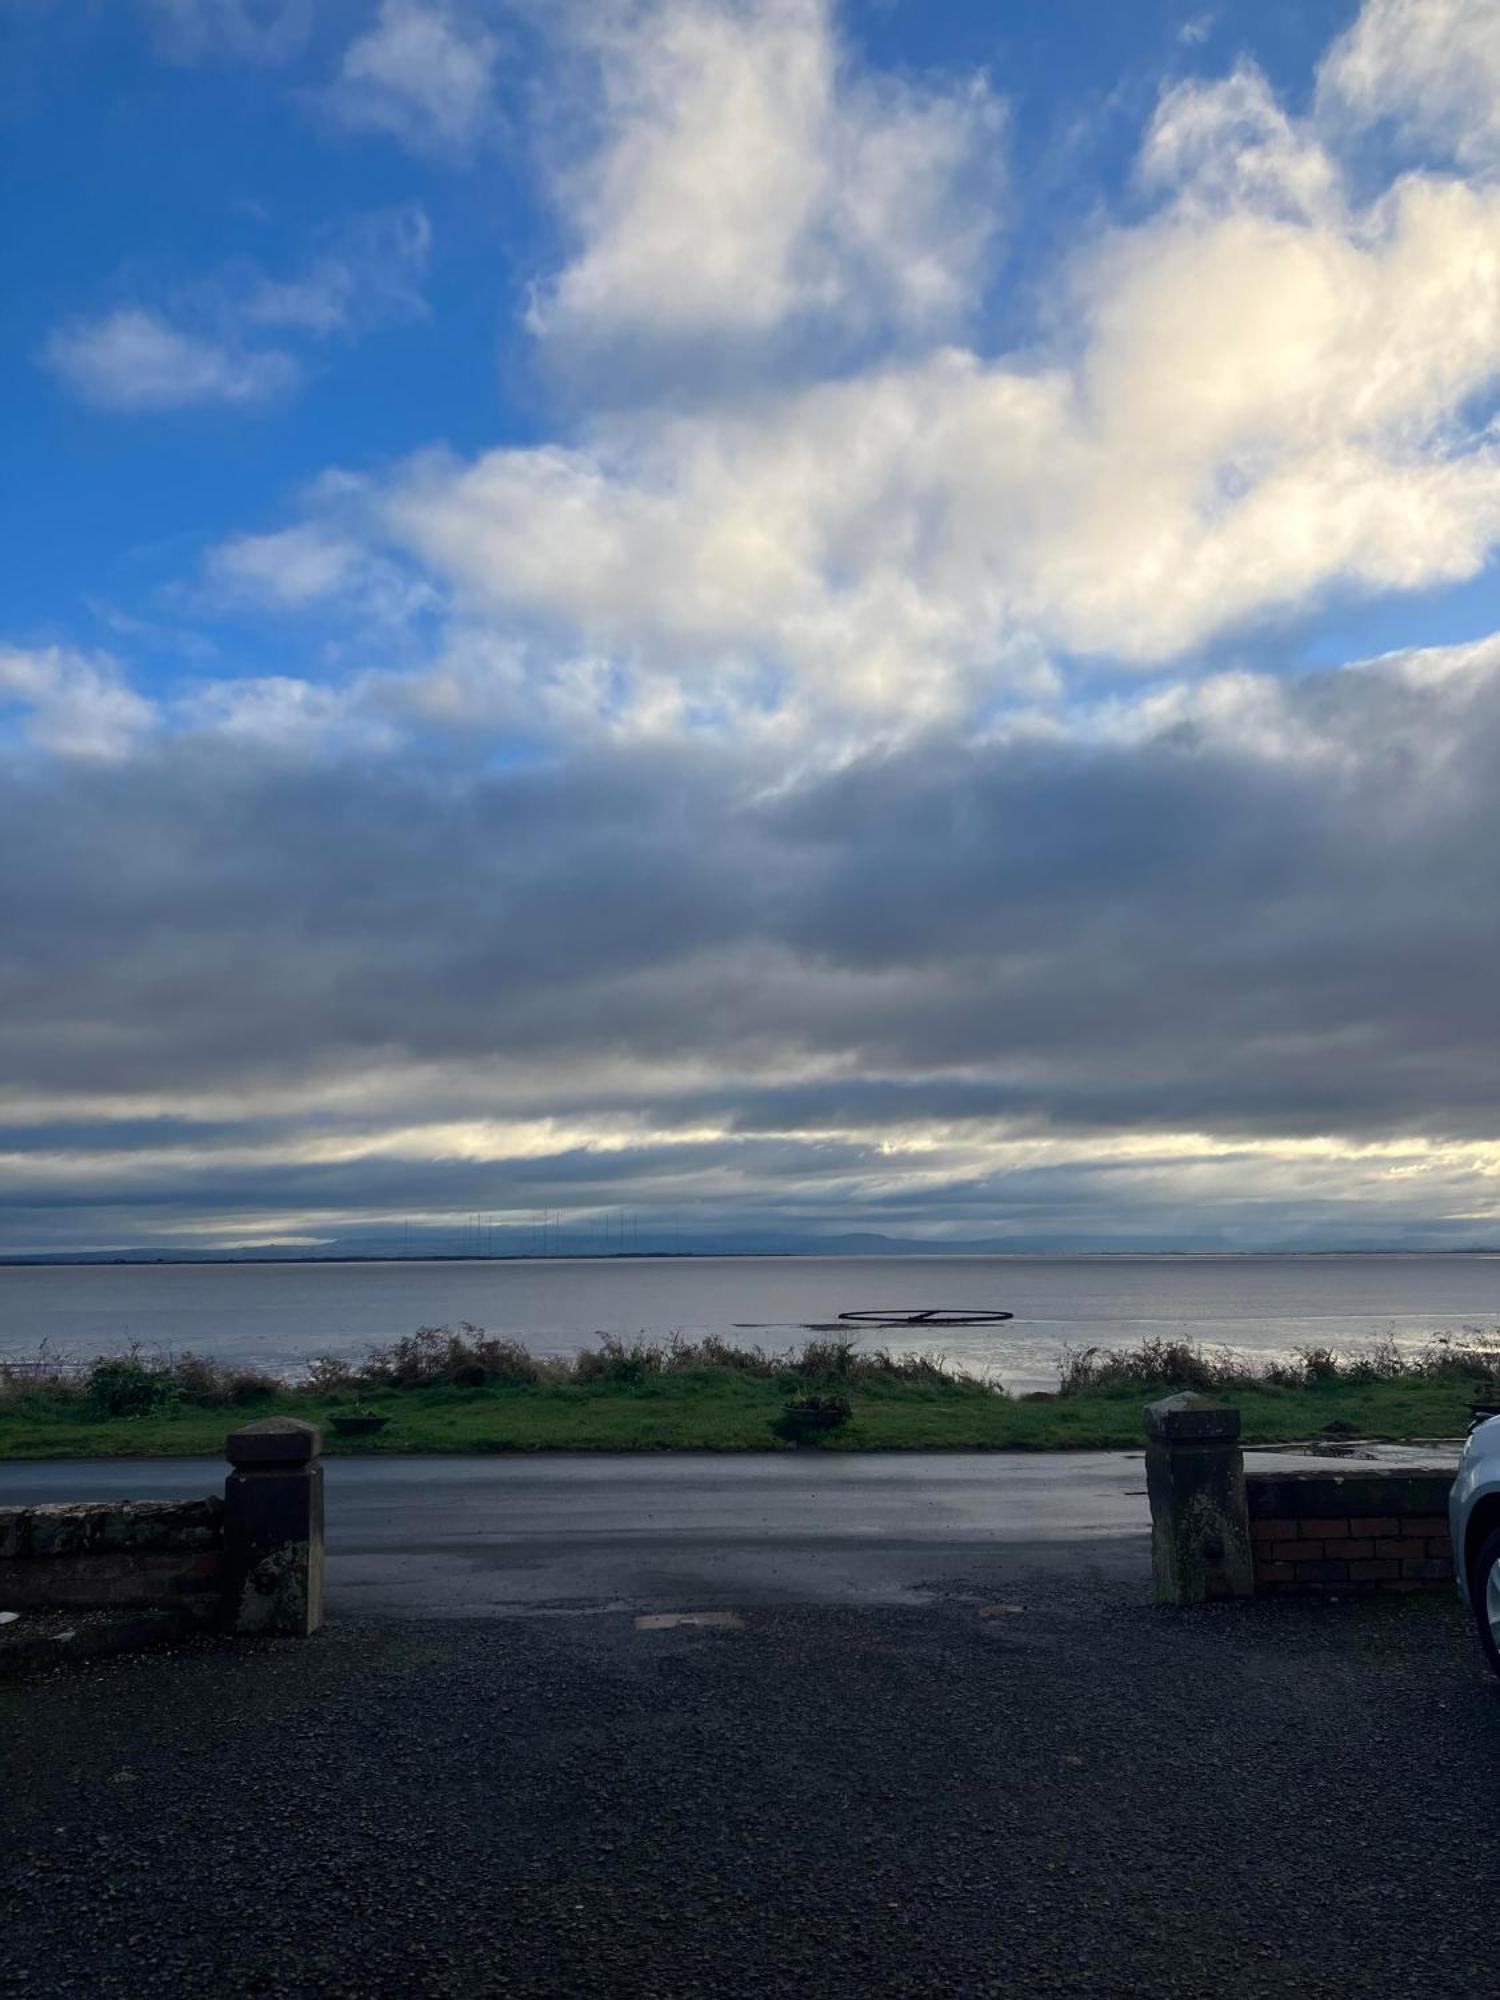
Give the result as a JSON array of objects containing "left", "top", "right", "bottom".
[
  {"left": 0, "top": 1445, "right": 1456, "bottom": 1615},
  {"left": 3, "top": 1450, "right": 1156, "bottom": 1610}
]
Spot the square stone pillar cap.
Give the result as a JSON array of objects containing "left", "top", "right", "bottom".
[
  {"left": 1144, "top": 1392, "right": 1241, "bottom": 1443},
  {"left": 227, "top": 1417, "right": 322, "bottom": 1467}
]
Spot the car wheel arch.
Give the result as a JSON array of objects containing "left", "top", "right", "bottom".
[{"left": 1466, "top": 1493, "right": 1500, "bottom": 1589}]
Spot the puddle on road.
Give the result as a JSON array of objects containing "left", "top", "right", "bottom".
[
  {"left": 634, "top": 1611, "right": 744, "bottom": 1632},
  {"left": 1244, "top": 1437, "right": 1464, "bottom": 1464}
]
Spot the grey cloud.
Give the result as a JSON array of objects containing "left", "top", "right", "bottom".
[{"left": 3, "top": 645, "right": 1500, "bottom": 1248}]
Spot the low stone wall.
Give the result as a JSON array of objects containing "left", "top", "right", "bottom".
[
  {"left": 0, "top": 1498, "right": 225, "bottom": 1620},
  {"left": 1246, "top": 1469, "right": 1454, "bottom": 1594},
  {"left": 1, "top": 1420, "right": 324, "bottom": 1662}
]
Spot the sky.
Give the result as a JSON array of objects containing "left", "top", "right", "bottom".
[{"left": 5, "top": 0, "right": 1500, "bottom": 1258}]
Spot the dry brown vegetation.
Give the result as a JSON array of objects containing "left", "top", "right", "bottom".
[{"left": 1054, "top": 1330, "right": 1500, "bottom": 1395}]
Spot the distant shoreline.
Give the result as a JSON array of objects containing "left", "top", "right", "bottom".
[{"left": 3, "top": 1246, "right": 1500, "bottom": 1270}]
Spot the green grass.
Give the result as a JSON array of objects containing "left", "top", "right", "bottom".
[{"left": 0, "top": 1367, "right": 1477, "bottom": 1459}]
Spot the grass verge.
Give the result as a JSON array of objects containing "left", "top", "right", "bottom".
[{"left": 0, "top": 1326, "right": 1490, "bottom": 1456}]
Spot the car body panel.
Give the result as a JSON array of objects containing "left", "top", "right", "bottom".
[{"left": 1450, "top": 1416, "right": 1500, "bottom": 1607}]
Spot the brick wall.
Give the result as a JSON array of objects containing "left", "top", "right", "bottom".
[
  {"left": 1246, "top": 1470, "right": 1454, "bottom": 1594},
  {"left": 0, "top": 1498, "right": 224, "bottom": 1620}
]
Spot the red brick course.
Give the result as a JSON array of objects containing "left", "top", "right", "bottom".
[{"left": 1245, "top": 1472, "right": 1455, "bottom": 1596}]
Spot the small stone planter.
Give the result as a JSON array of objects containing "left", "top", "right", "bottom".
[
  {"left": 329, "top": 1413, "right": 390, "bottom": 1438},
  {"left": 774, "top": 1392, "right": 853, "bottom": 1445}
]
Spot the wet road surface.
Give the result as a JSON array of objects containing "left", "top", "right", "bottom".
[{"left": 0, "top": 1444, "right": 1458, "bottom": 1615}]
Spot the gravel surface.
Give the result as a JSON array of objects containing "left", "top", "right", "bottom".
[{"left": 2, "top": 1570, "right": 1497, "bottom": 1998}]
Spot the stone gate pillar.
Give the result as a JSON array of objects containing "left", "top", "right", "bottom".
[
  {"left": 223, "top": 1417, "right": 324, "bottom": 1635},
  {"left": 1144, "top": 1393, "right": 1253, "bottom": 1605}
]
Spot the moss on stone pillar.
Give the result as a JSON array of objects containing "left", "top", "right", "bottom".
[
  {"left": 223, "top": 1418, "right": 324, "bottom": 1636},
  {"left": 1144, "top": 1393, "right": 1253, "bottom": 1605}
]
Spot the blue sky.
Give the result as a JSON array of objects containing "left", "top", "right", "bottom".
[
  {"left": 0, "top": 0, "right": 1380, "bottom": 651},
  {"left": 5, "top": 0, "right": 1500, "bottom": 1256}
]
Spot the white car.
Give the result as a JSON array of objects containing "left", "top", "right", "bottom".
[{"left": 1450, "top": 1409, "right": 1500, "bottom": 1675}]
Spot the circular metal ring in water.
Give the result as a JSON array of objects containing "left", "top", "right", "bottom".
[{"left": 836, "top": 1308, "right": 1015, "bottom": 1328}]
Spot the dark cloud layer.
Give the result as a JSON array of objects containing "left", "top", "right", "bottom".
[{"left": 3, "top": 642, "right": 1500, "bottom": 1250}]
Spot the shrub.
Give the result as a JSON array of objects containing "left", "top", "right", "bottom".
[
  {"left": 1261, "top": 1357, "right": 1305, "bottom": 1388},
  {"left": 782, "top": 1337, "right": 968, "bottom": 1390},
  {"left": 1054, "top": 1328, "right": 1500, "bottom": 1396},
  {"left": 163, "top": 1351, "right": 277, "bottom": 1407},
  {"left": 661, "top": 1334, "right": 776, "bottom": 1376},
  {"left": 452, "top": 1337, "right": 543, "bottom": 1388},
  {"left": 359, "top": 1324, "right": 547, "bottom": 1391},
  {"left": 574, "top": 1335, "right": 663, "bottom": 1386},
  {"left": 1339, "top": 1334, "right": 1407, "bottom": 1385},
  {"left": 75, "top": 1347, "right": 278, "bottom": 1415},
  {"left": 1411, "top": 1331, "right": 1500, "bottom": 1381},
  {"left": 1293, "top": 1344, "right": 1341, "bottom": 1386},
  {"left": 87, "top": 1354, "right": 168, "bottom": 1418},
  {"left": 790, "top": 1336, "right": 858, "bottom": 1383},
  {"left": 165, "top": 1352, "right": 230, "bottom": 1405},
  {"left": 304, "top": 1352, "right": 363, "bottom": 1395},
  {"left": 0, "top": 1345, "right": 85, "bottom": 1410},
  {"left": 1056, "top": 1339, "right": 1252, "bottom": 1395}
]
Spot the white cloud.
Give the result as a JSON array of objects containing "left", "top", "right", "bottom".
[
  {"left": 1057, "top": 164, "right": 1500, "bottom": 654},
  {"left": 40, "top": 308, "right": 298, "bottom": 411},
  {"left": 0, "top": 647, "right": 156, "bottom": 759},
  {"left": 383, "top": 369, "right": 1050, "bottom": 740},
  {"left": 208, "top": 525, "right": 362, "bottom": 607},
  {"left": 384, "top": 110, "right": 1500, "bottom": 732},
  {"left": 202, "top": 516, "right": 440, "bottom": 650},
  {"left": 175, "top": 675, "right": 396, "bottom": 751},
  {"left": 1318, "top": 0, "right": 1500, "bottom": 171},
  {"left": 328, "top": 0, "right": 499, "bottom": 156},
  {"left": 329, "top": 25, "right": 1494, "bottom": 741},
  {"left": 530, "top": 0, "right": 1004, "bottom": 360},
  {"left": 1095, "top": 630, "right": 1500, "bottom": 778},
  {"left": 1142, "top": 63, "right": 1338, "bottom": 220},
  {"left": 43, "top": 206, "right": 429, "bottom": 416},
  {"left": 140, "top": 0, "right": 311, "bottom": 65}
]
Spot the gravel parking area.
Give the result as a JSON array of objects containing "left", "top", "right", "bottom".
[{"left": 3, "top": 1569, "right": 1497, "bottom": 1998}]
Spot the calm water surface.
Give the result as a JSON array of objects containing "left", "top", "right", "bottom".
[{"left": 3, "top": 1253, "right": 1500, "bottom": 1393}]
